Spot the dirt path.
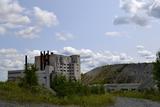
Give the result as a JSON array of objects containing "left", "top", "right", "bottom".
[
  {"left": 1, "top": 97, "right": 160, "bottom": 107},
  {"left": 0, "top": 101, "right": 64, "bottom": 107},
  {"left": 109, "top": 97, "right": 160, "bottom": 107}
]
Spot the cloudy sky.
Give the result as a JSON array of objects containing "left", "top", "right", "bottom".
[{"left": 0, "top": 0, "right": 160, "bottom": 81}]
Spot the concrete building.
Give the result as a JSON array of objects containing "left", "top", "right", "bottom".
[
  {"left": 35, "top": 51, "right": 81, "bottom": 80},
  {"left": 8, "top": 70, "right": 24, "bottom": 81},
  {"left": 104, "top": 83, "right": 141, "bottom": 91},
  {"left": 8, "top": 51, "right": 81, "bottom": 88},
  {"left": 8, "top": 67, "right": 52, "bottom": 88}
]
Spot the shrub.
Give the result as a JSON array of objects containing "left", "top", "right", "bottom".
[
  {"left": 51, "top": 74, "right": 106, "bottom": 98},
  {"left": 19, "top": 64, "right": 38, "bottom": 90},
  {"left": 90, "top": 85, "right": 105, "bottom": 95}
]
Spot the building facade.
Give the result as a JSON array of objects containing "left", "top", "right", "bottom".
[
  {"left": 8, "top": 51, "right": 81, "bottom": 88},
  {"left": 35, "top": 51, "right": 81, "bottom": 80},
  {"left": 8, "top": 70, "right": 24, "bottom": 81}
]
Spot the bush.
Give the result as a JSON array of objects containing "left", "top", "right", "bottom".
[
  {"left": 90, "top": 85, "right": 105, "bottom": 95},
  {"left": 51, "top": 74, "right": 106, "bottom": 98},
  {"left": 19, "top": 64, "right": 38, "bottom": 89},
  {"left": 51, "top": 74, "right": 91, "bottom": 97}
]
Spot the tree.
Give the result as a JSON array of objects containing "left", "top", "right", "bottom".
[
  {"left": 51, "top": 74, "right": 91, "bottom": 97},
  {"left": 51, "top": 74, "right": 68, "bottom": 97},
  {"left": 153, "top": 51, "right": 160, "bottom": 91},
  {"left": 20, "top": 64, "right": 38, "bottom": 88}
]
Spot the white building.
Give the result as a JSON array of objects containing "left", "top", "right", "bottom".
[
  {"left": 8, "top": 51, "right": 81, "bottom": 88},
  {"left": 35, "top": 51, "right": 81, "bottom": 80}
]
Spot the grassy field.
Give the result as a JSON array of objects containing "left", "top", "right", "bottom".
[
  {"left": 111, "top": 90, "right": 160, "bottom": 102},
  {"left": 0, "top": 82, "right": 115, "bottom": 107}
]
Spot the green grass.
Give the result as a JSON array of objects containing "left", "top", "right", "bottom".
[
  {"left": 62, "top": 94, "right": 115, "bottom": 107},
  {"left": 0, "top": 82, "right": 56, "bottom": 103},
  {"left": 0, "top": 82, "right": 115, "bottom": 107},
  {"left": 111, "top": 90, "right": 160, "bottom": 102}
]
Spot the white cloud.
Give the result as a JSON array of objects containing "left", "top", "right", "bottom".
[
  {"left": 6, "top": 14, "right": 30, "bottom": 25},
  {"left": 136, "top": 45, "right": 156, "bottom": 60},
  {"left": 0, "top": 71, "right": 7, "bottom": 82},
  {"left": 0, "top": 48, "right": 41, "bottom": 81},
  {"left": 34, "top": 7, "right": 58, "bottom": 27},
  {"left": 0, "top": 48, "right": 17, "bottom": 55},
  {"left": 114, "top": 0, "right": 160, "bottom": 26},
  {"left": 114, "top": 16, "right": 131, "bottom": 25},
  {"left": 114, "top": 15, "right": 150, "bottom": 27},
  {"left": 120, "top": 0, "right": 147, "bottom": 14},
  {"left": 0, "top": 0, "right": 30, "bottom": 28},
  {"left": 148, "top": 0, "right": 160, "bottom": 18},
  {"left": 0, "top": 48, "right": 23, "bottom": 81},
  {"left": 16, "top": 26, "right": 40, "bottom": 39},
  {"left": 132, "top": 15, "right": 150, "bottom": 26},
  {"left": 63, "top": 47, "right": 94, "bottom": 59},
  {"left": 0, "top": 0, "right": 24, "bottom": 14},
  {"left": 55, "top": 32, "right": 74, "bottom": 41},
  {"left": 138, "top": 50, "right": 152, "bottom": 57},
  {"left": 0, "top": 27, "right": 6, "bottom": 35},
  {"left": 105, "top": 31, "right": 126, "bottom": 37},
  {"left": 136, "top": 45, "right": 145, "bottom": 50},
  {"left": 0, "top": 0, "right": 58, "bottom": 39}
]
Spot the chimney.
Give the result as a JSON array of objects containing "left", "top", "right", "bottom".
[
  {"left": 25, "top": 55, "right": 28, "bottom": 71},
  {"left": 40, "top": 51, "right": 43, "bottom": 70},
  {"left": 47, "top": 50, "right": 50, "bottom": 65},
  {"left": 43, "top": 51, "right": 46, "bottom": 69}
]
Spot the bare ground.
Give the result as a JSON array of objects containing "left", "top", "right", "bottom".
[{"left": 109, "top": 97, "right": 160, "bottom": 107}]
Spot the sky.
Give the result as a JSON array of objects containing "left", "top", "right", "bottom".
[{"left": 0, "top": 0, "right": 160, "bottom": 81}]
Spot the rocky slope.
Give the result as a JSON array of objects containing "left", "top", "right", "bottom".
[{"left": 82, "top": 63, "right": 154, "bottom": 86}]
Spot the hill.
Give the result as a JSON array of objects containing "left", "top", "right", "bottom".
[{"left": 82, "top": 63, "right": 154, "bottom": 86}]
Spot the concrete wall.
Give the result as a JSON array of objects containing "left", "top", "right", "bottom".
[
  {"left": 8, "top": 70, "right": 24, "bottom": 81},
  {"left": 104, "top": 83, "right": 141, "bottom": 91},
  {"left": 8, "top": 66, "right": 54, "bottom": 88},
  {"left": 35, "top": 53, "right": 81, "bottom": 80}
]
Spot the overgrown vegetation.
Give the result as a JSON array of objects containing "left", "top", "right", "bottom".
[
  {"left": 0, "top": 82, "right": 114, "bottom": 106},
  {"left": 0, "top": 65, "right": 114, "bottom": 106},
  {"left": 51, "top": 74, "right": 105, "bottom": 97},
  {"left": 153, "top": 51, "right": 160, "bottom": 91},
  {"left": 19, "top": 64, "right": 38, "bottom": 89},
  {"left": 0, "top": 82, "right": 55, "bottom": 103}
]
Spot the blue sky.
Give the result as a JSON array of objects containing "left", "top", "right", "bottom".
[{"left": 0, "top": 0, "right": 160, "bottom": 81}]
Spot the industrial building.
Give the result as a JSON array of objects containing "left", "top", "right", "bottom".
[
  {"left": 8, "top": 51, "right": 81, "bottom": 88},
  {"left": 35, "top": 51, "right": 81, "bottom": 80},
  {"left": 104, "top": 83, "right": 141, "bottom": 91}
]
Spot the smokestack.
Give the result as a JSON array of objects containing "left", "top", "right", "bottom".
[
  {"left": 25, "top": 55, "right": 28, "bottom": 71},
  {"left": 40, "top": 51, "right": 43, "bottom": 70},
  {"left": 47, "top": 50, "right": 50, "bottom": 65},
  {"left": 43, "top": 51, "right": 46, "bottom": 69},
  {"left": 43, "top": 51, "right": 45, "bottom": 56}
]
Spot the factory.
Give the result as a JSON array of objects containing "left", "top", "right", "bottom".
[{"left": 8, "top": 51, "right": 81, "bottom": 88}]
